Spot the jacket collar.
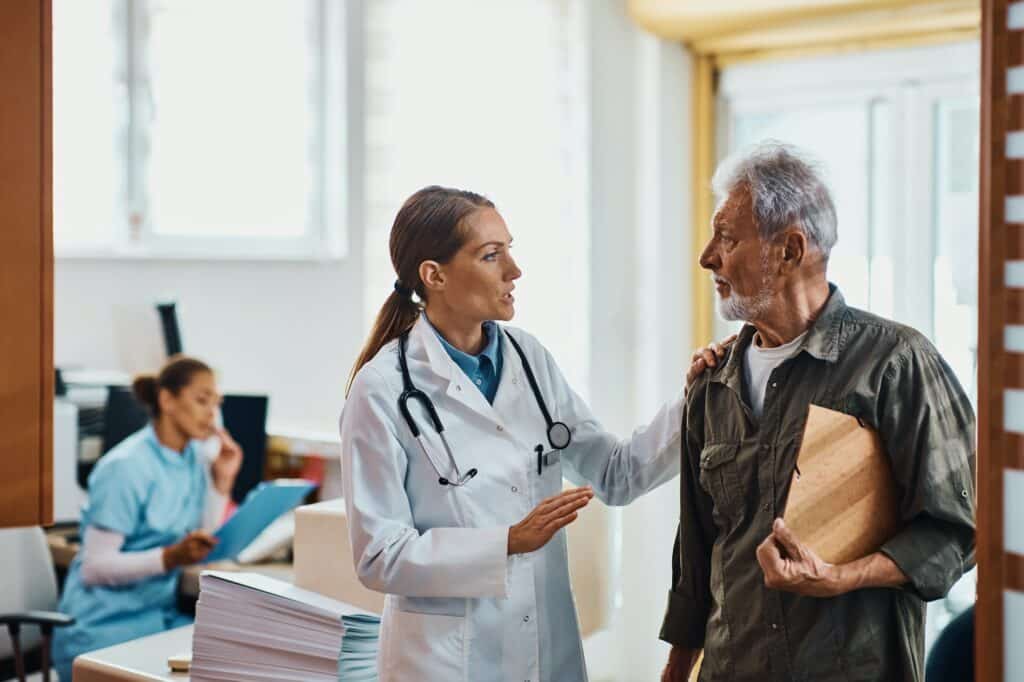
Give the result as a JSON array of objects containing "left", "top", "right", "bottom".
[{"left": 715, "top": 283, "right": 847, "bottom": 389}]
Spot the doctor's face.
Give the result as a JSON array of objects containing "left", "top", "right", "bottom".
[
  {"left": 159, "top": 370, "right": 222, "bottom": 440},
  {"left": 436, "top": 207, "right": 522, "bottom": 323}
]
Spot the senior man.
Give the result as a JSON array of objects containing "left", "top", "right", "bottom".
[{"left": 660, "top": 143, "right": 975, "bottom": 682}]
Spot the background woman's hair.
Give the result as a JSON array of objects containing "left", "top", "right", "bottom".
[
  {"left": 132, "top": 354, "right": 213, "bottom": 416},
  {"left": 346, "top": 185, "right": 494, "bottom": 394}
]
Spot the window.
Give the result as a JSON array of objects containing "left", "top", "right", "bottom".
[
  {"left": 53, "top": 0, "right": 348, "bottom": 259},
  {"left": 717, "top": 41, "right": 980, "bottom": 649},
  {"left": 363, "top": 0, "right": 589, "bottom": 391}
]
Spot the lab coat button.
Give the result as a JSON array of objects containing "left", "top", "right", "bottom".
[
  {"left": 511, "top": 486, "right": 518, "bottom": 493},
  {"left": 456, "top": 385, "right": 462, "bottom": 392},
  {"left": 497, "top": 425, "right": 504, "bottom": 432},
  {"left": 523, "top": 615, "right": 530, "bottom": 622}
]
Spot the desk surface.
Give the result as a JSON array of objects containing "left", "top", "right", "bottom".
[{"left": 73, "top": 626, "right": 192, "bottom": 682}]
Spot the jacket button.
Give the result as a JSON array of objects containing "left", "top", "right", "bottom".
[
  {"left": 511, "top": 486, "right": 518, "bottom": 493},
  {"left": 523, "top": 615, "right": 530, "bottom": 622},
  {"left": 497, "top": 425, "right": 504, "bottom": 432}
]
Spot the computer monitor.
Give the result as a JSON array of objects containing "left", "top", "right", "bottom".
[
  {"left": 221, "top": 394, "right": 269, "bottom": 504},
  {"left": 156, "top": 301, "right": 183, "bottom": 357}
]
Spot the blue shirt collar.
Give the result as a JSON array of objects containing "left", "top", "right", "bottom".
[
  {"left": 424, "top": 315, "right": 502, "bottom": 373},
  {"left": 142, "top": 423, "right": 196, "bottom": 467}
]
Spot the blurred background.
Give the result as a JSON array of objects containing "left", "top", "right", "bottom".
[{"left": 47, "top": 1, "right": 979, "bottom": 679}]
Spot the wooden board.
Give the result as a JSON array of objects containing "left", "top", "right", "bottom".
[
  {"left": 0, "top": 0, "right": 52, "bottom": 527},
  {"left": 783, "top": 404, "right": 900, "bottom": 565}
]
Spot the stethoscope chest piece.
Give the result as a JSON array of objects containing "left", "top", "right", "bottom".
[{"left": 548, "top": 421, "right": 572, "bottom": 450}]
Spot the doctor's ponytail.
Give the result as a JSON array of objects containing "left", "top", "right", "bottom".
[{"left": 346, "top": 186, "right": 494, "bottom": 395}]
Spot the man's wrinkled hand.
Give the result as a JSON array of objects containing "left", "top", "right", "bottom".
[{"left": 755, "top": 518, "right": 839, "bottom": 598}]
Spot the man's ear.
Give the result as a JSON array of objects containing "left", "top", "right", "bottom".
[
  {"left": 419, "top": 260, "right": 445, "bottom": 293},
  {"left": 780, "top": 229, "right": 807, "bottom": 272}
]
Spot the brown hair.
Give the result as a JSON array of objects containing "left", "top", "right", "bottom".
[
  {"left": 132, "top": 354, "right": 213, "bottom": 417},
  {"left": 346, "top": 185, "right": 495, "bottom": 394}
]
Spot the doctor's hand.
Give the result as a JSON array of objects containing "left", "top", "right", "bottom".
[
  {"left": 685, "top": 334, "right": 737, "bottom": 387},
  {"left": 507, "top": 486, "right": 594, "bottom": 555},
  {"left": 162, "top": 530, "right": 218, "bottom": 570}
]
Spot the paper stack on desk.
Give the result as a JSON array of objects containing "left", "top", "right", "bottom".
[{"left": 190, "top": 571, "right": 380, "bottom": 681}]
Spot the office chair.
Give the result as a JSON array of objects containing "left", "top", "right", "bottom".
[
  {"left": 76, "top": 386, "right": 150, "bottom": 489},
  {"left": 0, "top": 528, "right": 74, "bottom": 682}
]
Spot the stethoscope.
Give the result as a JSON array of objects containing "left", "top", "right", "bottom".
[{"left": 398, "top": 327, "right": 572, "bottom": 486}]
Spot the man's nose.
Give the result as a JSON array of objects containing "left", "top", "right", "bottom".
[{"left": 699, "top": 241, "right": 718, "bottom": 271}]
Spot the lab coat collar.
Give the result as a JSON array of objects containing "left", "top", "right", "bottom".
[{"left": 409, "top": 316, "right": 527, "bottom": 428}]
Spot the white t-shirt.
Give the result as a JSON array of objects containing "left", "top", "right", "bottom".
[{"left": 743, "top": 330, "right": 808, "bottom": 419}]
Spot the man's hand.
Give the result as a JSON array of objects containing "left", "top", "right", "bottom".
[
  {"left": 661, "top": 646, "right": 699, "bottom": 682},
  {"left": 755, "top": 518, "right": 839, "bottom": 598},
  {"left": 685, "top": 335, "right": 737, "bottom": 387}
]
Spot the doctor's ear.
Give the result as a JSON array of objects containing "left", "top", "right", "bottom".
[{"left": 419, "top": 261, "right": 446, "bottom": 292}]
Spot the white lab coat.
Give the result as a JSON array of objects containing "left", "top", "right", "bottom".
[{"left": 339, "top": 317, "right": 684, "bottom": 682}]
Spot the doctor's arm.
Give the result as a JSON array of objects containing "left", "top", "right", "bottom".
[{"left": 555, "top": 339, "right": 729, "bottom": 507}]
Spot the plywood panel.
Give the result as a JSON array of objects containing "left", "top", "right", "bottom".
[{"left": 0, "top": 0, "right": 50, "bottom": 527}]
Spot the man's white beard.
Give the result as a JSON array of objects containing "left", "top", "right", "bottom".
[
  {"left": 715, "top": 257, "right": 774, "bottom": 322},
  {"left": 716, "top": 285, "right": 773, "bottom": 321}
]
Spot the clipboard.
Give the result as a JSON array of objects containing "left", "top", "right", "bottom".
[
  {"left": 782, "top": 404, "right": 900, "bottom": 565},
  {"left": 205, "top": 479, "right": 317, "bottom": 562}
]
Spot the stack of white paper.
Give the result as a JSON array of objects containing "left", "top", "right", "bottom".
[{"left": 190, "top": 571, "right": 380, "bottom": 682}]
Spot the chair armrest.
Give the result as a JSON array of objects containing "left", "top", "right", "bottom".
[{"left": 0, "top": 611, "right": 75, "bottom": 629}]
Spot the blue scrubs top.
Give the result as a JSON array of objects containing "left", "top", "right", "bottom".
[{"left": 52, "top": 425, "right": 209, "bottom": 677}]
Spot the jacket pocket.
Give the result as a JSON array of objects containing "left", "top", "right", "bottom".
[
  {"left": 698, "top": 443, "right": 742, "bottom": 521},
  {"left": 381, "top": 605, "right": 466, "bottom": 682}
]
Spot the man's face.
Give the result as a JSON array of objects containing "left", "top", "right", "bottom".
[{"left": 700, "top": 185, "right": 773, "bottom": 322}]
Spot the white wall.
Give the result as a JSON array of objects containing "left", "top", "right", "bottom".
[
  {"left": 582, "top": 2, "right": 694, "bottom": 680},
  {"left": 54, "top": 257, "right": 365, "bottom": 432}
]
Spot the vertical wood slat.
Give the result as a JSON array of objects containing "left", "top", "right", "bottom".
[
  {"left": 0, "top": 0, "right": 52, "bottom": 528},
  {"left": 40, "top": 0, "right": 52, "bottom": 526},
  {"left": 691, "top": 55, "right": 715, "bottom": 347},
  {"left": 979, "top": 1, "right": 1008, "bottom": 681}
]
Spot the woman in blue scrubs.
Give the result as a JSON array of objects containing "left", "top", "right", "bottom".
[{"left": 52, "top": 355, "right": 242, "bottom": 679}]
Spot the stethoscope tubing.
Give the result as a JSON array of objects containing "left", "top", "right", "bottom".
[{"left": 396, "top": 325, "right": 570, "bottom": 486}]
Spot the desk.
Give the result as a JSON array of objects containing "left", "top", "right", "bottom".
[
  {"left": 45, "top": 530, "right": 292, "bottom": 611},
  {"left": 73, "top": 626, "right": 192, "bottom": 682}
]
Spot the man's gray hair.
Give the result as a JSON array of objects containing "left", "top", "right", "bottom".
[{"left": 711, "top": 141, "right": 838, "bottom": 257}]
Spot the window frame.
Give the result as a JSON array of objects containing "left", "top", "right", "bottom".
[
  {"left": 712, "top": 41, "right": 980, "bottom": 343},
  {"left": 54, "top": 0, "right": 359, "bottom": 262}
]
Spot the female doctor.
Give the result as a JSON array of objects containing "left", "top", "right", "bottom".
[
  {"left": 52, "top": 356, "right": 242, "bottom": 680},
  {"left": 340, "top": 186, "right": 716, "bottom": 682}
]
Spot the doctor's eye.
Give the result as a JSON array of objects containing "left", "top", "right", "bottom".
[{"left": 482, "top": 251, "right": 500, "bottom": 262}]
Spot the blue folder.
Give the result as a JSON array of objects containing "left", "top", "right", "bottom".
[{"left": 206, "top": 479, "right": 316, "bottom": 562}]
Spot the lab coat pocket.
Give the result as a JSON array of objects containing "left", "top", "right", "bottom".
[
  {"left": 697, "top": 443, "right": 742, "bottom": 523},
  {"left": 383, "top": 607, "right": 467, "bottom": 681}
]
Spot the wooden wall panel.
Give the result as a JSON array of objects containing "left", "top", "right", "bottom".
[{"left": 0, "top": 0, "right": 53, "bottom": 528}]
